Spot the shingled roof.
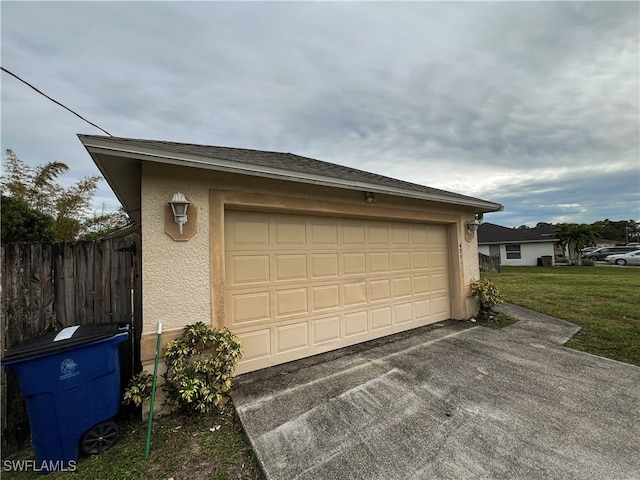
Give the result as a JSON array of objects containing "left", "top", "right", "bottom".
[
  {"left": 78, "top": 135, "right": 502, "bottom": 223},
  {"left": 478, "top": 223, "right": 558, "bottom": 244}
]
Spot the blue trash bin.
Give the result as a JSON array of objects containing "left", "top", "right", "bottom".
[{"left": 2, "top": 323, "right": 129, "bottom": 474}]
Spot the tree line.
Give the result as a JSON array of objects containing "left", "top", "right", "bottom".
[
  {"left": 520, "top": 220, "right": 639, "bottom": 244},
  {"left": 1, "top": 149, "right": 130, "bottom": 243}
]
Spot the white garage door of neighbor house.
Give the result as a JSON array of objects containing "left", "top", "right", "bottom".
[{"left": 224, "top": 210, "right": 451, "bottom": 373}]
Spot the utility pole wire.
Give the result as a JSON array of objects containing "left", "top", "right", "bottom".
[{"left": 1, "top": 66, "right": 113, "bottom": 136}]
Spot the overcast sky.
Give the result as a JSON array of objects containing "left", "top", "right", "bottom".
[{"left": 2, "top": 1, "right": 638, "bottom": 228}]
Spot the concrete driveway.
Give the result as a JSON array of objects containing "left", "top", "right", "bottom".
[{"left": 232, "top": 305, "right": 640, "bottom": 480}]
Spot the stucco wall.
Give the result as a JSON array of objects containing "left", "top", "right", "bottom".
[
  {"left": 141, "top": 163, "right": 213, "bottom": 333},
  {"left": 140, "top": 161, "right": 483, "bottom": 346}
]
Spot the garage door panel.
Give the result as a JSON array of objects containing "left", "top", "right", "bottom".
[
  {"left": 428, "top": 228, "right": 447, "bottom": 246},
  {"left": 415, "top": 299, "right": 430, "bottom": 320},
  {"left": 311, "top": 253, "right": 339, "bottom": 278},
  {"left": 392, "top": 251, "right": 411, "bottom": 271},
  {"left": 342, "top": 223, "right": 366, "bottom": 245},
  {"left": 369, "top": 252, "right": 390, "bottom": 273},
  {"left": 230, "top": 217, "right": 269, "bottom": 246},
  {"left": 231, "top": 291, "right": 271, "bottom": 324},
  {"left": 275, "top": 220, "right": 306, "bottom": 245},
  {"left": 394, "top": 303, "right": 413, "bottom": 324},
  {"left": 344, "top": 311, "right": 368, "bottom": 337},
  {"left": 369, "top": 226, "right": 389, "bottom": 245},
  {"left": 275, "top": 254, "right": 307, "bottom": 281},
  {"left": 343, "top": 253, "right": 366, "bottom": 275},
  {"left": 229, "top": 255, "right": 270, "bottom": 285},
  {"left": 430, "top": 273, "right": 449, "bottom": 293},
  {"left": 275, "top": 288, "right": 308, "bottom": 317},
  {"left": 370, "top": 279, "right": 391, "bottom": 302},
  {"left": 411, "top": 227, "right": 428, "bottom": 244},
  {"left": 225, "top": 211, "right": 451, "bottom": 373},
  {"left": 431, "top": 296, "right": 450, "bottom": 319},
  {"left": 391, "top": 226, "right": 410, "bottom": 245},
  {"left": 371, "top": 307, "right": 392, "bottom": 330},
  {"left": 311, "top": 284, "right": 340, "bottom": 311},
  {"left": 311, "top": 222, "right": 338, "bottom": 245},
  {"left": 343, "top": 282, "right": 367, "bottom": 306},
  {"left": 276, "top": 322, "right": 309, "bottom": 353},
  {"left": 429, "top": 251, "right": 447, "bottom": 269},
  {"left": 313, "top": 316, "right": 341, "bottom": 344},
  {"left": 413, "top": 275, "right": 430, "bottom": 294},
  {"left": 237, "top": 329, "right": 271, "bottom": 361},
  {"left": 411, "top": 251, "right": 429, "bottom": 269},
  {"left": 392, "top": 277, "right": 412, "bottom": 298}
]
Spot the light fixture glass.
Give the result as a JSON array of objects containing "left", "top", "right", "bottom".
[
  {"left": 168, "top": 192, "right": 190, "bottom": 234},
  {"left": 467, "top": 218, "right": 481, "bottom": 234}
]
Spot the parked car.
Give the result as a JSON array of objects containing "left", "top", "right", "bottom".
[
  {"left": 605, "top": 250, "right": 640, "bottom": 266},
  {"left": 585, "top": 246, "right": 640, "bottom": 261}
]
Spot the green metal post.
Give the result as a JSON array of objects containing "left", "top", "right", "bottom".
[{"left": 145, "top": 322, "right": 162, "bottom": 460}]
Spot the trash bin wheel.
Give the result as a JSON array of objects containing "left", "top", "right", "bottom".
[{"left": 81, "top": 421, "right": 119, "bottom": 455}]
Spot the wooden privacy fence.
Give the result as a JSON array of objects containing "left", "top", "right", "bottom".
[
  {"left": 1, "top": 236, "right": 141, "bottom": 455},
  {"left": 479, "top": 253, "right": 501, "bottom": 273}
]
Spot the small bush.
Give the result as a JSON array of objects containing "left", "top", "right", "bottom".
[
  {"left": 163, "top": 323, "right": 243, "bottom": 415},
  {"left": 123, "top": 322, "right": 243, "bottom": 416},
  {"left": 470, "top": 279, "right": 503, "bottom": 319},
  {"left": 581, "top": 259, "right": 595, "bottom": 267}
]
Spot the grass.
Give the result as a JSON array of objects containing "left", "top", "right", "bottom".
[
  {"left": 482, "top": 265, "right": 640, "bottom": 366},
  {"left": 2, "top": 405, "right": 263, "bottom": 480}
]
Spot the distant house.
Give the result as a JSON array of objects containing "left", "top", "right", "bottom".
[{"left": 478, "top": 223, "right": 558, "bottom": 266}]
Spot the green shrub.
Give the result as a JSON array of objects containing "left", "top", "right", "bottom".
[
  {"left": 470, "top": 279, "right": 503, "bottom": 319},
  {"left": 122, "top": 371, "right": 154, "bottom": 408},
  {"left": 123, "top": 322, "right": 243, "bottom": 416}
]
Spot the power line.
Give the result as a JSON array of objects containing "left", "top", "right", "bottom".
[{"left": 1, "top": 66, "right": 113, "bottom": 136}]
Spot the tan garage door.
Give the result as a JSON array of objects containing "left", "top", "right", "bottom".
[{"left": 224, "top": 210, "right": 450, "bottom": 373}]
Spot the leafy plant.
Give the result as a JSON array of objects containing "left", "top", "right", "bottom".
[
  {"left": 123, "top": 322, "right": 243, "bottom": 416},
  {"left": 470, "top": 279, "right": 503, "bottom": 319},
  {"left": 164, "top": 323, "right": 243, "bottom": 415},
  {"left": 122, "top": 372, "right": 154, "bottom": 407}
]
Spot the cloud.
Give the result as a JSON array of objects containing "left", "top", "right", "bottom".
[{"left": 1, "top": 1, "right": 638, "bottom": 225}]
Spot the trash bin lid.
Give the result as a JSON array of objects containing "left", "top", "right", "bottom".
[{"left": 2, "top": 322, "right": 129, "bottom": 364}]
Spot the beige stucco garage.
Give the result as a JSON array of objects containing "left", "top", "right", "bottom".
[{"left": 79, "top": 135, "right": 502, "bottom": 374}]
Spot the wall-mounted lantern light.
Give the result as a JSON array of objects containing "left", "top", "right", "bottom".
[
  {"left": 465, "top": 214, "right": 483, "bottom": 242},
  {"left": 466, "top": 218, "right": 481, "bottom": 235},
  {"left": 168, "top": 192, "right": 191, "bottom": 234},
  {"left": 365, "top": 191, "right": 376, "bottom": 203}
]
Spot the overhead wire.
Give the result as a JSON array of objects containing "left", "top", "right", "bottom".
[{"left": 1, "top": 66, "right": 113, "bottom": 136}]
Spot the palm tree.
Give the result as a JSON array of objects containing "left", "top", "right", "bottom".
[{"left": 554, "top": 223, "right": 600, "bottom": 265}]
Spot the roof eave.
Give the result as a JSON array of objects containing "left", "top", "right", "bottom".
[{"left": 79, "top": 136, "right": 503, "bottom": 214}]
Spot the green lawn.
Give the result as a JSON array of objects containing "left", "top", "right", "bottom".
[{"left": 482, "top": 266, "right": 640, "bottom": 366}]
